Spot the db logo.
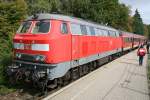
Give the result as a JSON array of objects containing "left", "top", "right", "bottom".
[{"left": 24, "top": 44, "right": 31, "bottom": 50}]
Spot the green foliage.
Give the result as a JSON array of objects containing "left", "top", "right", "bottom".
[
  {"left": 115, "top": 4, "right": 130, "bottom": 31},
  {"left": 0, "top": 85, "right": 16, "bottom": 95},
  {"left": 132, "top": 9, "right": 144, "bottom": 35},
  {"left": 147, "top": 25, "right": 150, "bottom": 39},
  {"left": 25, "top": 0, "right": 61, "bottom": 15},
  {"left": 60, "top": 0, "right": 131, "bottom": 31},
  {"left": 144, "top": 25, "right": 149, "bottom": 37},
  {"left": 0, "top": 0, "right": 27, "bottom": 85}
]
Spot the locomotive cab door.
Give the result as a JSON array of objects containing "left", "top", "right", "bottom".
[{"left": 70, "top": 23, "right": 81, "bottom": 67}]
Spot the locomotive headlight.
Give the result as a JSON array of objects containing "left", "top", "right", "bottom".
[
  {"left": 15, "top": 53, "right": 22, "bottom": 58},
  {"left": 31, "top": 44, "right": 49, "bottom": 51},
  {"left": 14, "top": 43, "right": 24, "bottom": 50},
  {"left": 35, "top": 55, "right": 45, "bottom": 61}
]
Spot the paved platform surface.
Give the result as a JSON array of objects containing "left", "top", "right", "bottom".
[{"left": 43, "top": 50, "right": 149, "bottom": 100}]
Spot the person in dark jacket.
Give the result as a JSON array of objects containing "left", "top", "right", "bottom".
[
  {"left": 137, "top": 45, "right": 146, "bottom": 66},
  {"left": 146, "top": 42, "right": 150, "bottom": 54}
]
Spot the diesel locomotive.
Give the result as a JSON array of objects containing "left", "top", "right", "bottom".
[{"left": 7, "top": 13, "right": 146, "bottom": 91}]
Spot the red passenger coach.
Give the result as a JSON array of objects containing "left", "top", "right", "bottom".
[
  {"left": 121, "top": 31, "right": 134, "bottom": 51},
  {"left": 8, "top": 13, "right": 144, "bottom": 90},
  {"left": 133, "top": 34, "right": 146, "bottom": 48}
]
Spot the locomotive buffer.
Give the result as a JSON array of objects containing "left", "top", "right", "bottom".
[{"left": 43, "top": 50, "right": 149, "bottom": 100}]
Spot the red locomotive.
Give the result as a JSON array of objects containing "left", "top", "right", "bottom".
[{"left": 7, "top": 13, "right": 146, "bottom": 91}]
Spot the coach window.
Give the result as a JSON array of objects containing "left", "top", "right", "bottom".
[
  {"left": 71, "top": 23, "right": 82, "bottom": 35},
  {"left": 89, "top": 26, "right": 95, "bottom": 36},
  {"left": 80, "top": 25, "right": 87, "bottom": 35},
  {"left": 61, "top": 22, "right": 68, "bottom": 34}
]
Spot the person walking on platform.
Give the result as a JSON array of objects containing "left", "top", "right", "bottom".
[
  {"left": 146, "top": 42, "right": 150, "bottom": 54},
  {"left": 137, "top": 45, "right": 146, "bottom": 66}
]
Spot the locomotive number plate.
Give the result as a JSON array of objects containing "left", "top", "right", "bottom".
[{"left": 24, "top": 44, "right": 31, "bottom": 50}]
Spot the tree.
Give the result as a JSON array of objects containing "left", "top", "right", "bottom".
[
  {"left": 126, "top": 16, "right": 133, "bottom": 32},
  {"left": 144, "top": 25, "right": 149, "bottom": 37},
  {"left": 0, "top": 0, "right": 27, "bottom": 57},
  {"left": 25, "top": 0, "right": 61, "bottom": 15},
  {"left": 147, "top": 25, "right": 150, "bottom": 39},
  {"left": 132, "top": 9, "right": 144, "bottom": 35},
  {"left": 115, "top": 4, "right": 131, "bottom": 31},
  {"left": 0, "top": 0, "right": 27, "bottom": 84},
  {"left": 24, "top": 0, "right": 131, "bottom": 32},
  {"left": 87, "top": 0, "right": 120, "bottom": 25}
]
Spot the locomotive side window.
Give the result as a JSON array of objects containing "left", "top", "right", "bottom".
[
  {"left": 61, "top": 23, "right": 68, "bottom": 34},
  {"left": 99, "top": 29, "right": 104, "bottom": 36},
  {"left": 71, "top": 23, "right": 82, "bottom": 35},
  {"left": 17, "top": 21, "right": 31, "bottom": 33},
  {"left": 109, "top": 31, "right": 116, "bottom": 37},
  {"left": 112, "top": 31, "right": 116, "bottom": 37},
  {"left": 89, "top": 26, "right": 95, "bottom": 36},
  {"left": 86, "top": 26, "right": 91, "bottom": 35},
  {"left": 32, "top": 21, "right": 50, "bottom": 34},
  {"left": 103, "top": 30, "right": 109, "bottom": 36},
  {"left": 115, "top": 31, "right": 119, "bottom": 37},
  {"left": 95, "top": 28, "right": 99, "bottom": 36},
  {"left": 80, "top": 25, "right": 87, "bottom": 35}
]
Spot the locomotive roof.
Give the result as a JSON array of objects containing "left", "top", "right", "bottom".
[
  {"left": 26, "top": 13, "right": 118, "bottom": 32},
  {"left": 122, "top": 31, "right": 146, "bottom": 39}
]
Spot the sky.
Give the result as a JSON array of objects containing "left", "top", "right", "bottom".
[{"left": 119, "top": 0, "right": 150, "bottom": 25}]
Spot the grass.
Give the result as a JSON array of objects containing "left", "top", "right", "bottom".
[{"left": 0, "top": 85, "right": 16, "bottom": 95}]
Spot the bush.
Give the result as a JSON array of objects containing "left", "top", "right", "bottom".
[{"left": 0, "top": 54, "right": 12, "bottom": 85}]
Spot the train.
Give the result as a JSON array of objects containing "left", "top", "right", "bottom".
[{"left": 7, "top": 13, "right": 146, "bottom": 91}]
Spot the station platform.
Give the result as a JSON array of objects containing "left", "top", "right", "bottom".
[{"left": 43, "top": 50, "right": 149, "bottom": 100}]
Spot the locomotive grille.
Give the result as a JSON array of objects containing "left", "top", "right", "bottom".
[{"left": 20, "top": 54, "right": 35, "bottom": 62}]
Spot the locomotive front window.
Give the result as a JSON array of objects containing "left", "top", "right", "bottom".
[
  {"left": 32, "top": 21, "right": 50, "bottom": 34},
  {"left": 17, "top": 21, "right": 31, "bottom": 33}
]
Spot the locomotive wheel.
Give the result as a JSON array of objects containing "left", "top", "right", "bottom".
[
  {"left": 62, "top": 70, "right": 71, "bottom": 85},
  {"left": 47, "top": 79, "right": 57, "bottom": 89},
  {"left": 9, "top": 71, "right": 22, "bottom": 86},
  {"left": 57, "top": 70, "right": 72, "bottom": 87},
  {"left": 93, "top": 61, "right": 97, "bottom": 70},
  {"left": 88, "top": 63, "right": 93, "bottom": 72},
  {"left": 109, "top": 56, "right": 112, "bottom": 61},
  {"left": 9, "top": 76, "right": 17, "bottom": 86},
  {"left": 83, "top": 65, "right": 89, "bottom": 75},
  {"left": 57, "top": 78, "right": 63, "bottom": 87},
  {"left": 71, "top": 68, "right": 79, "bottom": 80},
  {"left": 79, "top": 66, "right": 84, "bottom": 77},
  {"left": 64, "top": 70, "right": 71, "bottom": 81}
]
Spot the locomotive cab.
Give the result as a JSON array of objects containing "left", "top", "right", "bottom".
[
  {"left": 8, "top": 14, "right": 72, "bottom": 90},
  {"left": 14, "top": 20, "right": 50, "bottom": 63}
]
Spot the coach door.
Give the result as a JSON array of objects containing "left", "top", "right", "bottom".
[{"left": 70, "top": 23, "right": 81, "bottom": 61}]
